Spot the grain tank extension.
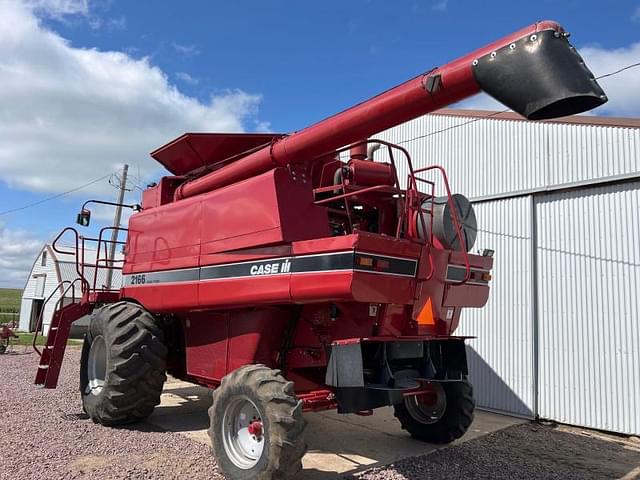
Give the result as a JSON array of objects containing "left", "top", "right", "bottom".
[{"left": 34, "top": 21, "right": 605, "bottom": 479}]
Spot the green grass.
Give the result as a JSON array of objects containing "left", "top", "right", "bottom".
[
  {"left": 11, "top": 331, "right": 83, "bottom": 347},
  {"left": 0, "top": 288, "right": 22, "bottom": 312}
]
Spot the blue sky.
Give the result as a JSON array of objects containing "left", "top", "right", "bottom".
[
  {"left": 1, "top": 0, "right": 639, "bottom": 287},
  {"left": 38, "top": 1, "right": 640, "bottom": 128}
]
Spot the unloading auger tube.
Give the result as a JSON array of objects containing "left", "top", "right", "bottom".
[{"left": 174, "top": 20, "right": 606, "bottom": 200}]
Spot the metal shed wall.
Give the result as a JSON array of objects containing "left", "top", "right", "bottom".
[
  {"left": 536, "top": 181, "right": 640, "bottom": 435},
  {"left": 456, "top": 197, "right": 535, "bottom": 417},
  {"left": 376, "top": 111, "right": 640, "bottom": 435},
  {"left": 374, "top": 113, "right": 640, "bottom": 200}
]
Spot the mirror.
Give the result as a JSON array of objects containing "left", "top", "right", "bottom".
[{"left": 76, "top": 209, "right": 91, "bottom": 227}]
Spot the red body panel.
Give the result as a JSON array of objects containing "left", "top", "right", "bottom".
[
  {"left": 123, "top": 161, "right": 493, "bottom": 385},
  {"left": 200, "top": 275, "right": 292, "bottom": 308},
  {"left": 183, "top": 311, "right": 229, "bottom": 382}
]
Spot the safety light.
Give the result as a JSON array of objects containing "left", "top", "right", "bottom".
[{"left": 356, "top": 256, "right": 374, "bottom": 267}]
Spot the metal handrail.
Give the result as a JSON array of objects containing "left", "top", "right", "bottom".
[
  {"left": 311, "top": 139, "right": 441, "bottom": 279},
  {"left": 412, "top": 165, "right": 471, "bottom": 284},
  {"left": 51, "top": 225, "right": 127, "bottom": 294},
  {"left": 93, "top": 226, "right": 128, "bottom": 291},
  {"left": 32, "top": 278, "right": 83, "bottom": 356},
  {"left": 51, "top": 227, "right": 91, "bottom": 294},
  {"left": 314, "top": 139, "right": 413, "bottom": 240},
  {"left": 314, "top": 184, "right": 398, "bottom": 205}
]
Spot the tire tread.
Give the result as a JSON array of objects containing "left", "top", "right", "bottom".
[
  {"left": 393, "top": 379, "right": 475, "bottom": 444},
  {"left": 209, "top": 364, "right": 307, "bottom": 480},
  {"left": 81, "top": 301, "right": 167, "bottom": 426}
]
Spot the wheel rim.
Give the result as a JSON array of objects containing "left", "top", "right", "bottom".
[
  {"left": 222, "top": 396, "right": 265, "bottom": 469},
  {"left": 405, "top": 382, "right": 447, "bottom": 424},
  {"left": 87, "top": 335, "right": 107, "bottom": 395}
]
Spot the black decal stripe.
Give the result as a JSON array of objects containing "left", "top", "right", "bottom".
[
  {"left": 446, "top": 265, "right": 490, "bottom": 284},
  {"left": 290, "top": 252, "right": 354, "bottom": 273},
  {"left": 123, "top": 268, "right": 199, "bottom": 286},
  {"left": 201, "top": 257, "right": 288, "bottom": 280},
  {"left": 125, "top": 251, "right": 418, "bottom": 286},
  {"left": 354, "top": 253, "right": 417, "bottom": 277}
]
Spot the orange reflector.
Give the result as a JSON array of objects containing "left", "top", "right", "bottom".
[
  {"left": 357, "top": 256, "right": 374, "bottom": 267},
  {"left": 482, "top": 272, "right": 492, "bottom": 281},
  {"left": 417, "top": 297, "right": 436, "bottom": 326}
]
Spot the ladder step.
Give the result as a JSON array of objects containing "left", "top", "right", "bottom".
[{"left": 34, "top": 300, "right": 89, "bottom": 389}]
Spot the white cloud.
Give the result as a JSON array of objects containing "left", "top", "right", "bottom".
[
  {"left": 579, "top": 43, "right": 640, "bottom": 116},
  {"left": 254, "top": 120, "right": 272, "bottom": 133},
  {"left": 432, "top": 0, "right": 449, "bottom": 11},
  {"left": 0, "top": 1, "right": 264, "bottom": 195},
  {"left": 0, "top": 222, "right": 44, "bottom": 288},
  {"left": 88, "top": 14, "right": 126, "bottom": 31},
  {"left": 176, "top": 71, "right": 199, "bottom": 85},
  {"left": 25, "top": 0, "right": 89, "bottom": 18},
  {"left": 172, "top": 42, "right": 200, "bottom": 57},
  {"left": 458, "top": 43, "right": 640, "bottom": 117}
]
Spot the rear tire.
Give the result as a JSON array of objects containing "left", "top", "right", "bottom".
[
  {"left": 394, "top": 379, "right": 474, "bottom": 444},
  {"left": 209, "top": 364, "right": 307, "bottom": 480},
  {"left": 80, "top": 301, "right": 167, "bottom": 425}
]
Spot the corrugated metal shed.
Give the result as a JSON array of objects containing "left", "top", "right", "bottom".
[
  {"left": 536, "top": 182, "right": 640, "bottom": 435},
  {"left": 374, "top": 109, "right": 640, "bottom": 200},
  {"left": 379, "top": 108, "right": 640, "bottom": 435},
  {"left": 376, "top": 114, "right": 548, "bottom": 196},
  {"left": 456, "top": 197, "right": 535, "bottom": 417}
]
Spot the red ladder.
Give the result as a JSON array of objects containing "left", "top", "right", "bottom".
[
  {"left": 34, "top": 302, "right": 90, "bottom": 388},
  {"left": 33, "top": 280, "right": 91, "bottom": 388}
]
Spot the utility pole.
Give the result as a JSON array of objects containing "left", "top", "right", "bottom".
[{"left": 105, "top": 164, "right": 128, "bottom": 289}]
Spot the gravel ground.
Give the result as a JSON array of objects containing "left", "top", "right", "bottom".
[
  {"left": 355, "top": 423, "right": 640, "bottom": 480},
  {"left": 2, "top": 348, "right": 639, "bottom": 479},
  {"left": 0, "top": 348, "right": 222, "bottom": 479}
]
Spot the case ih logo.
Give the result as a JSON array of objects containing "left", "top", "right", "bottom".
[
  {"left": 249, "top": 259, "right": 291, "bottom": 276},
  {"left": 124, "top": 251, "right": 417, "bottom": 286}
]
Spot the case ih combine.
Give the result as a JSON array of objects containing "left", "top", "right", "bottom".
[{"left": 33, "top": 21, "right": 605, "bottom": 479}]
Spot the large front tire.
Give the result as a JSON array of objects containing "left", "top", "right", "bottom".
[
  {"left": 394, "top": 379, "right": 474, "bottom": 444},
  {"left": 80, "top": 301, "right": 167, "bottom": 425},
  {"left": 209, "top": 365, "right": 307, "bottom": 480}
]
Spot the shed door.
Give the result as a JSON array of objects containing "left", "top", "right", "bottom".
[
  {"left": 456, "top": 197, "right": 535, "bottom": 417},
  {"left": 34, "top": 275, "right": 46, "bottom": 298},
  {"left": 536, "top": 181, "right": 640, "bottom": 435}
]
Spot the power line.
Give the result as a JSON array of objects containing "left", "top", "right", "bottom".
[
  {"left": 1, "top": 61, "right": 638, "bottom": 218},
  {"left": 0, "top": 173, "right": 113, "bottom": 217},
  {"left": 397, "top": 109, "right": 510, "bottom": 145},
  {"left": 398, "top": 60, "right": 640, "bottom": 146},
  {"left": 595, "top": 62, "right": 640, "bottom": 80}
]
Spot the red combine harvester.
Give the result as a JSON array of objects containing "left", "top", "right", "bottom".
[{"left": 34, "top": 21, "right": 605, "bottom": 479}]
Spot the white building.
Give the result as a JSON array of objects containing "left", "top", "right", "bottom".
[
  {"left": 378, "top": 108, "right": 640, "bottom": 436},
  {"left": 19, "top": 245, "right": 123, "bottom": 334}
]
